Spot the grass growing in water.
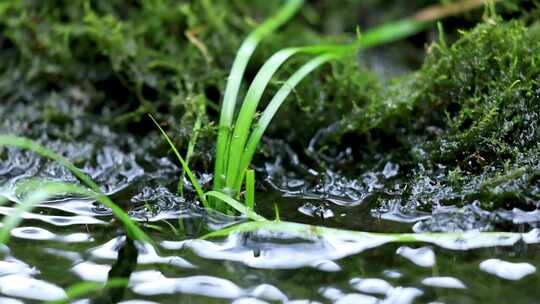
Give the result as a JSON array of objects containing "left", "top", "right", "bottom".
[{"left": 156, "top": 0, "right": 490, "bottom": 214}]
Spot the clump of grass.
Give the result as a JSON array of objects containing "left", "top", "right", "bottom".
[{"left": 156, "top": 0, "right": 489, "bottom": 214}]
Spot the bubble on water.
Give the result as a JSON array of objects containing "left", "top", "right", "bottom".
[
  {"left": 415, "top": 231, "right": 521, "bottom": 250},
  {"left": 335, "top": 293, "right": 378, "bottom": 304},
  {"left": 350, "top": 278, "right": 393, "bottom": 295},
  {"left": 319, "top": 287, "right": 345, "bottom": 301},
  {"left": 0, "top": 259, "right": 38, "bottom": 276},
  {"left": 133, "top": 275, "right": 244, "bottom": 299},
  {"left": 510, "top": 208, "right": 540, "bottom": 224},
  {"left": 248, "top": 284, "right": 288, "bottom": 302},
  {"left": 298, "top": 202, "right": 334, "bottom": 219},
  {"left": 43, "top": 248, "right": 82, "bottom": 261},
  {"left": 382, "top": 162, "right": 399, "bottom": 179},
  {"left": 0, "top": 207, "right": 106, "bottom": 226},
  {"left": 382, "top": 287, "right": 423, "bottom": 304},
  {"left": 37, "top": 198, "right": 101, "bottom": 216},
  {"left": 479, "top": 259, "right": 536, "bottom": 281},
  {"left": 232, "top": 298, "right": 269, "bottom": 304},
  {"left": 0, "top": 297, "right": 24, "bottom": 304},
  {"left": 523, "top": 228, "right": 540, "bottom": 243},
  {"left": 130, "top": 270, "right": 167, "bottom": 285},
  {"left": 310, "top": 260, "right": 341, "bottom": 272},
  {"left": 71, "top": 261, "right": 111, "bottom": 282},
  {"left": 412, "top": 204, "right": 493, "bottom": 233},
  {"left": 10, "top": 227, "right": 55, "bottom": 241},
  {"left": 9, "top": 226, "right": 93, "bottom": 243},
  {"left": 396, "top": 246, "right": 435, "bottom": 267},
  {"left": 0, "top": 274, "right": 66, "bottom": 301},
  {"left": 382, "top": 270, "right": 402, "bottom": 279},
  {"left": 90, "top": 236, "right": 195, "bottom": 268},
  {"left": 118, "top": 300, "right": 160, "bottom": 304},
  {"left": 162, "top": 229, "right": 392, "bottom": 270},
  {"left": 422, "top": 276, "right": 466, "bottom": 289},
  {"left": 60, "top": 232, "right": 94, "bottom": 243}
]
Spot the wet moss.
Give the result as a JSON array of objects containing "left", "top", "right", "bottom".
[
  {"left": 0, "top": 1, "right": 537, "bottom": 212},
  {"left": 336, "top": 19, "right": 540, "bottom": 210}
]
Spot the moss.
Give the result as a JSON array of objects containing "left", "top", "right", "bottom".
[
  {"left": 329, "top": 19, "right": 540, "bottom": 210},
  {"left": 0, "top": 1, "right": 537, "bottom": 212}
]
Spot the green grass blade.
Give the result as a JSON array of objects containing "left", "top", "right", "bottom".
[
  {"left": 213, "top": 0, "right": 304, "bottom": 196},
  {"left": 0, "top": 180, "right": 151, "bottom": 244},
  {"left": 149, "top": 114, "right": 209, "bottom": 209},
  {"left": 226, "top": 46, "right": 351, "bottom": 191},
  {"left": 0, "top": 135, "right": 102, "bottom": 194},
  {"left": 202, "top": 219, "right": 526, "bottom": 249},
  {"left": 235, "top": 53, "right": 338, "bottom": 190},
  {"left": 178, "top": 95, "right": 206, "bottom": 195},
  {"left": 245, "top": 169, "right": 255, "bottom": 210},
  {"left": 205, "top": 190, "right": 265, "bottom": 221},
  {"left": 355, "top": 18, "right": 429, "bottom": 49},
  {"left": 274, "top": 203, "right": 281, "bottom": 221},
  {"left": 225, "top": 48, "right": 299, "bottom": 190},
  {"left": 47, "top": 278, "right": 128, "bottom": 304}
]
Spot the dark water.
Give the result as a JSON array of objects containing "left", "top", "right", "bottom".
[
  {"left": 0, "top": 107, "right": 539, "bottom": 303},
  {"left": 0, "top": 189, "right": 539, "bottom": 303}
]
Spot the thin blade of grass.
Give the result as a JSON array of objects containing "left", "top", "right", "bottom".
[
  {"left": 225, "top": 45, "right": 349, "bottom": 190},
  {"left": 205, "top": 190, "right": 265, "bottom": 221},
  {"left": 178, "top": 95, "right": 206, "bottom": 195},
  {"left": 0, "top": 135, "right": 102, "bottom": 194},
  {"left": 202, "top": 219, "right": 526, "bottom": 249},
  {"left": 213, "top": 0, "right": 304, "bottom": 198},
  {"left": 225, "top": 48, "right": 298, "bottom": 190},
  {"left": 0, "top": 180, "right": 151, "bottom": 244},
  {"left": 47, "top": 278, "right": 128, "bottom": 304},
  {"left": 235, "top": 53, "right": 338, "bottom": 190},
  {"left": 274, "top": 203, "right": 280, "bottom": 221},
  {"left": 245, "top": 169, "right": 255, "bottom": 210},
  {"left": 148, "top": 114, "right": 209, "bottom": 209}
]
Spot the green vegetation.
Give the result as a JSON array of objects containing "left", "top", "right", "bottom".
[
  {"left": 0, "top": 135, "right": 151, "bottom": 243},
  {"left": 0, "top": 2, "right": 538, "bottom": 303},
  {"left": 0, "top": 0, "right": 537, "bottom": 236}
]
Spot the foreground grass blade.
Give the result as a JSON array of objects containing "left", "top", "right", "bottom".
[
  {"left": 202, "top": 219, "right": 529, "bottom": 250},
  {"left": 245, "top": 169, "right": 255, "bottom": 210},
  {"left": 0, "top": 180, "right": 151, "bottom": 244},
  {"left": 47, "top": 278, "right": 128, "bottom": 304},
  {"left": 149, "top": 114, "right": 209, "bottom": 209},
  {"left": 214, "top": 0, "right": 304, "bottom": 197},
  {"left": 205, "top": 190, "right": 266, "bottom": 221},
  {"left": 178, "top": 95, "right": 206, "bottom": 195},
  {"left": 0, "top": 135, "right": 103, "bottom": 194}
]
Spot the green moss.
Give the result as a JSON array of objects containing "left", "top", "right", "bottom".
[
  {"left": 330, "top": 20, "right": 540, "bottom": 210},
  {"left": 0, "top": 1, "right": 537, "bottom": 211}
]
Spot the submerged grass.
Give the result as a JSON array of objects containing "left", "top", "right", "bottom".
[{"left": 0, "top": 135, "right": 151, "bottom": 243}]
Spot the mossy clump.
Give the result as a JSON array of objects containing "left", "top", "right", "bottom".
[{"left": 328, "top": 19, "right": 540, "bottom": 211}]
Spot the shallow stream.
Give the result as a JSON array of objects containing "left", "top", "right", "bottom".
[{"left": 0, "top": 120, "right": 539, "bottom": 303}]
